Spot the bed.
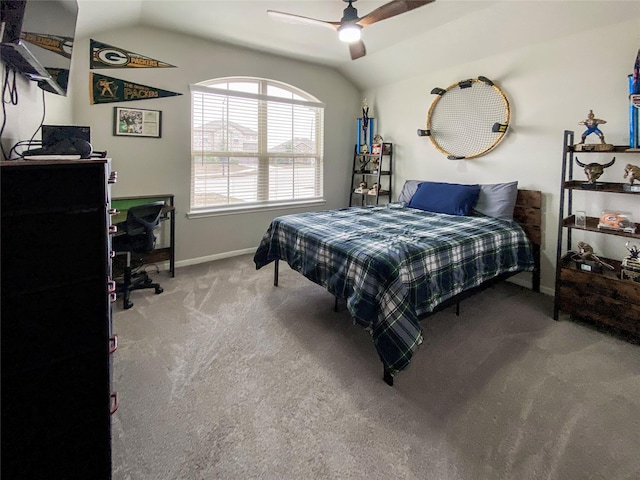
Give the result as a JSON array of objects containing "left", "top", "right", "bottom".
[{"left": 254, "top": 180, "right": 542, "bottom": 385}]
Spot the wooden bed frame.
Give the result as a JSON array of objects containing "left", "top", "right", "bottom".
[{"left": 272, "top": 189, "right": 543, "bottom": 385}]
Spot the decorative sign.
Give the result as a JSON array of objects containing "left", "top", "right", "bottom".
[
  {"left": 113, "top": 107, "right": 162, "bottom": 138},
  {"left": 21, "top": 32, "right": 73, "bottom": 59},
  {"left": 90, "top": 40, "right": 176, "bottom": 69},
  {"left": 90, "top": 72, "right": 182, "bottom": 105}
]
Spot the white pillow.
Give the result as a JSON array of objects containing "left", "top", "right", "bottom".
[{"left": 397, "top": 180, "right": 422, "bottom": 203}]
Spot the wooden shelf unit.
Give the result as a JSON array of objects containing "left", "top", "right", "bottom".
[
  {"left": 554, "top": 130, "right": 640, "bottom": 338},
  {"left": 562, "top": 215, "right": 640, "bottom": 240},
  {"left": 558, "top": 254, "right": 640, "bottom": 336}
]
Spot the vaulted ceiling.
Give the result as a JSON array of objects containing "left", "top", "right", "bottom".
[{"left": 76, "top": 1, "right": 640, "bottom": 89}]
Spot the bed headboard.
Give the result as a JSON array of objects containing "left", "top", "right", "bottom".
[
  {"left": 514, "top": 189, "right": 542, "bottom": 292},
  {"left": 513, "top": 189, "right": 542, "bottom": 246}
]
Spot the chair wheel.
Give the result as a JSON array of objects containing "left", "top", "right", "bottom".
[
  {"left": 155, "top": 286, "right": 163, "bottom": 294},
  {"left": 124, "top": 300, "right": 134, "bottom": 309}
]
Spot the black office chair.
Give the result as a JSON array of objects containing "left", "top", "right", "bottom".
[{"left": 113, "top": 203, "right": 164, "bottom": 309}]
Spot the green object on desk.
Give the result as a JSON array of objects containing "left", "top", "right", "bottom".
[{"left": 112, "top": 196, "right": 169, "bottom": 223}]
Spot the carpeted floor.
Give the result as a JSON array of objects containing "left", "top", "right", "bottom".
[{"left": 111, "top": 255, "right": 640, "bottom": 480}]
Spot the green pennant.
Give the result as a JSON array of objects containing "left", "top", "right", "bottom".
[
  {"left": 22, "top": 32, "right": 73, "bottom": 59},
  {"left": 90, "top": 39, "right": 176, "bottom": 69},
  {"left": 90, "top": 73, "right": 182, "bottom": 105}
]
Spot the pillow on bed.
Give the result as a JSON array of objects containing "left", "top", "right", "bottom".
[
  {"left": 407, "top": 181, "right": 480, "bottom": 216},
  {"left": 473, "top": 181, "right": 518, "bottom": 221},
  {"left": 397, "top": 180, "right": 422, "bottom": 204}
]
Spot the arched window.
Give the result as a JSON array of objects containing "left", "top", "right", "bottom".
[{"left": 190, "top": 77, "right": 325, "bottom": 214}]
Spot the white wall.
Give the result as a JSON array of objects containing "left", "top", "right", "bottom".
[
  {"left": 0, "top": 67, "right": 73, "bottom": 157},
  {"left": 69, "top": 26, "right": 360, "bottom": 265},
  {"left": 3, "top": 4, "right": 638, "bottom": 297},
  {"left": 363, "top": 16, "right": 640, "bottom": 295}
]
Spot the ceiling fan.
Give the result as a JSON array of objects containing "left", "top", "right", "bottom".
[{"left": 267, "top": 0, "right": 435, "bottom": 60}]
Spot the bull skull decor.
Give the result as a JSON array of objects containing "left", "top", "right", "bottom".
[{"left": 575, "top": 156, "right": 616, "bottom": 183}]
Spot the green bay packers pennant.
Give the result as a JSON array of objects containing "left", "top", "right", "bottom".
[
  {"left": 45, "top": 68, "right": 70, "bottom": 90},
  {"left": 22, "top": 32, "right": 73, "bottom": 59},
  {"left": 90, "top": 73, "right": 182, "bottom": 105},
  {"left": 90, "top": 40, "right": 176, "bottom": 69}
]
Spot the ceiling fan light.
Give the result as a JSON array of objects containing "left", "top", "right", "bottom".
[{"left": 338, "top": 24, "right": 361, "bottom": 43}]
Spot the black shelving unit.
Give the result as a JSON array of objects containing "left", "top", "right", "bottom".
[{"left": 349, "top": 142, "right": 393, "bottom": 206}]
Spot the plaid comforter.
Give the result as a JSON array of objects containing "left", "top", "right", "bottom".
[{"left": 254, "top": 205, "right": 534, "bottom": 374}]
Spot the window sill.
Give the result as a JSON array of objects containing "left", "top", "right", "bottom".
[{"left": 186, "top": 199, "right": 327, "bottom": 219}]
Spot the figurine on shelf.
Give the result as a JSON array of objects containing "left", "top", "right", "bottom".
[
  {"left": 579, "top": 110, "right": 607, "bottom": 144},
  {"left": 622, "top": 242, "right": 640, "bottom": 282},
  {"left": 370, "top": 157, "right": 380, "bottom": 172},
  {"left": 574, "top": 110, "right": 614, "bottom": 151},
  {"left": 575, "top": 156, "right": 615, "bottom": 183},
  {"left": 354, "top": 181, "right": 367, "bottom": 194},
  {"left": 371, "top": 134, "right": 383, "bottom": 155},
  {"left": 368, "top": 183, "right": 379, "bottom": 195},
  {"left": 575, "top": 241, "right": 615, "bottom": 270},
  {"left": 358, "top": 156, "right": 371, "bottom": 172},
  {"left": 623, "top": 163, "right": 640, "bottom": 184}
]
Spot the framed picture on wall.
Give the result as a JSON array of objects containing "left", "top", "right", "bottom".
[{"left": 113, "top": 107, "right": 162, "bottom": 138}]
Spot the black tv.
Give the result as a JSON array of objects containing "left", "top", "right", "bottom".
[{"left": 0, "top": 0, "right": 78, "bottom": 96}]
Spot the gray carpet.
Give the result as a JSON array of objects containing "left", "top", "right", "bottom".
[{"left": 111, "top": 255, "right": 640, "bottom": 480}]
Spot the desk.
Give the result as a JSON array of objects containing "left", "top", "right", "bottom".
[{"left": 112, "top": 194, "right": 175, "bottom": 277}]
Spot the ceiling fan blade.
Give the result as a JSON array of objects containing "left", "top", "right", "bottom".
[
  {"left": 357, "top": 0, "right": 435, "bottom": 28},
  {"left": 349, "top": 40, "right": 367, "bottom": 60},
  {"left": 267, "top": 10, "right": 340, "bottom": 30}
]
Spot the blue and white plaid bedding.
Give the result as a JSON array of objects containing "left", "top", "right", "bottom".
[{"left": 254, "top": 205, "right": 534, "bottom": 374}]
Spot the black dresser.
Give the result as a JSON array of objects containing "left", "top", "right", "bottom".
[{"left": 1, "top": 159, "right": 116, "bottom": 480}]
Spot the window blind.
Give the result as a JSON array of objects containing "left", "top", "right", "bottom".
[{"left": 190, "top": 79, "right": 324, "bottom": 212}]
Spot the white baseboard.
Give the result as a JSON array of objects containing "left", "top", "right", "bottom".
[
  {"left": 507, "top": 276, "right": 554, "bottom": 297},
  {"left": 175, "top": 247, "right": 256, "bottom": 269}
]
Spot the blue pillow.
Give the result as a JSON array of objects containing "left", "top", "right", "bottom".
[{"left": 407, "top": 181, "right": 480, "bottom": 216}]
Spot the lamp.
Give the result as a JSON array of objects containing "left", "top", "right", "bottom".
[{"left": 338, "top": 23, "right": 361, "bottom": 43}]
